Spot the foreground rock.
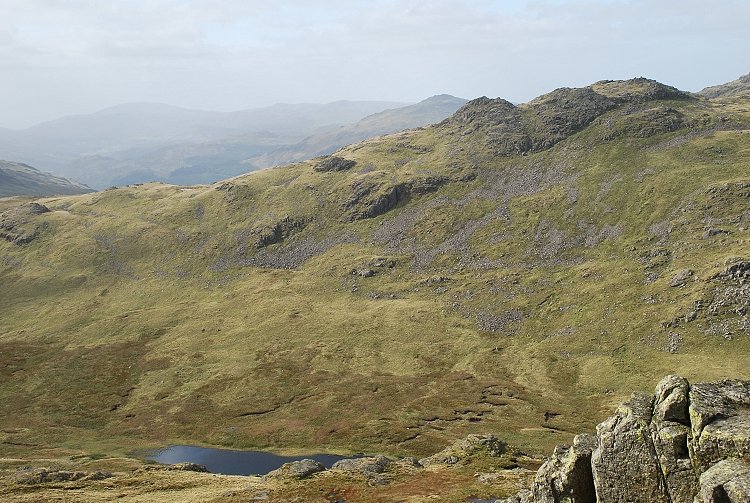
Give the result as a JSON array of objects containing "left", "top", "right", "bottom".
[{"left": 500, "top": 375, "right": 750, "bottom": 503}]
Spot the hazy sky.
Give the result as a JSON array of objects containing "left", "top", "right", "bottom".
[{"left": 1, "top": 0, "right": 748, "bottom": 129}]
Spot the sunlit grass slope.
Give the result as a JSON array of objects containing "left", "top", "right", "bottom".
[{"left": 2, "top": 79, "right": 750, "bottom": 460}]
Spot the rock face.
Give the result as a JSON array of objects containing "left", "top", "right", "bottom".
[
  {"left": 314, "top": 155, "right": 356, "bottom": 172},
  {"left": 0, "top": 202, "right": 52, "bottom": 244},
  {"left": 689, "top": 379, "right": 750, "bottom": 472},
  {"left": 699, "top": 458, "right": 750, "bottom": 503},
  {"left": 501, "top": 375, "right": 750, "bottom": 503},
  {"left": 592, "top": 392, "right": 670, "bottom": 503}
]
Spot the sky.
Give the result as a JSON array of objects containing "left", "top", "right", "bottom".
[{"left": 1, "top": 0, "right": 749, "bottom": 129}]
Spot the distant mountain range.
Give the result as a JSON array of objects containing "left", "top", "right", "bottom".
[
  {"left": 0, "top": 160, "right": 92, "bottom": 197},
  {"left": 0, "top": 96, "right": 467, "bottom": 189}
]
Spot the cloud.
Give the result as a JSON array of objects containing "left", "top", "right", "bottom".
[{"left": 0, "top": 0, "right": 748, "bottom": 128}]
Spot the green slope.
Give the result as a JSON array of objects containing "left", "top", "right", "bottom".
[{"left": 1, "top": 78, "right": 750, "bottom": 461}]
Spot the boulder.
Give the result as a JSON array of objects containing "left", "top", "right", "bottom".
[
  {"left": 689, "top": 380, "right": 750, "bottom": 472},
  {"left": 502, "top": 376, "right": 750, "bottom": 503},
  {"left": 331, "top": 455, "right": 390, "bottom": 476},
  {"left": 591, "top": 392, "right": 670, "bottom": 503},
  {"left": 697, "top": 458, "right": 750, "bottom": 503},
  {"left": 530, "top": 433, "right": 597, "bottom": 503},
  {"left": 650, "top": 375, "right": 698, "bottom": 503},
  {"left": 264, "top": 459, "right": 325, "bottom": 480},
  {"left": 419, "top": 434, "right": 506, "bottom": 467},
  {"left": 653, "top": 375, "right": 690, "bottom": 424}
]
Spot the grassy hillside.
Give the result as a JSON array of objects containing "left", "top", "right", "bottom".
[{"left": 1, "top": 78, "right": 750, "bottom": 466}]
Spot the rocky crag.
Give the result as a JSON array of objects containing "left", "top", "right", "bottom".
[{"left": 501, "top": 376, "right": 750, "bottom": 503}]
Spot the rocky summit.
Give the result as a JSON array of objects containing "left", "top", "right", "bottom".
[{"left": 502, "top": 375, "right": 750, "bottom": 503}]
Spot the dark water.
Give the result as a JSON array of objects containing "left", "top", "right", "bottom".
[{"left": 145, "top": 445, "right": 355, "bottom": 476}]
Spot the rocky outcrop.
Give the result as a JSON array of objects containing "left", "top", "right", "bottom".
[
  {"left": 13, "top": 468, "right": 112, "bottom": 484},
  {"left": 592, "top": 392, "right": 670, "bottom": 503},
  {"left": 689, "top": 379, "right": 750, "bottom": 472},
  {"left": 343, "top": 174, "right": 448, "bottom": 221},
  {"left": 331, "top": 455, "right": 392, "bottom": 485},
  {"left": 419, "top": 434, "right": 506, "bottom": 467},
  {"left": 264, "top": 459, "right": 326, "bottom": 480},
  {"left": 444, "top": 78, "right": 691, "bottom": 157},
  {"left": 699, "top": 458, "right": 750, "bottom": 503},
  {"left": 531, "top": 434, "right": 598, "bottom": 503},
  {"left": 500, "top": 375, "right": 750, "bottom": 503},
  {"left": 314, "top": 156, "right": 357, "bottom": 172},
  {"left": 252, "top": 215, "right": 309, "bottom": 249},
  {"left": 0, "top": 202, "right": 51, "bottom": 244}
]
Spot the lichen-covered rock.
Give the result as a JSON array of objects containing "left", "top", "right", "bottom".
[
  {"left": 649, "top": 375, "right": 698, "bottom": 503},
  {"left": 689, "top": 380, "right": 750, "bottom": 472},
  {"left": 651, "top": 422, "right": 697, "bottom": 503},
  {"left": 697, "top": 458, "right": 750, "bottom": 503},
  {"left": 419, "top": 434, "right": 506, "bottom": 466},
  {"left": 653, "top": 375, "right": 690, "bottom": 424},
  {"left": 591, "top": 392, "right": 670, "bottom": 503},
  {"left": 264, "top": 459, "right": 325, "bottom": 480},
  {"left": 331, "top": 455, "right": 390, "bottom": 476},
  {"left": 503, "top": 376, "right": 750, "bottom": 503},
  {"left": 530, "top": 433, "right": 597, "bottom": 503}
]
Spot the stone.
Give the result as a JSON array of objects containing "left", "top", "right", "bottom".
[
  {"left": 698, "top": 458, "right": 750, "bottom": 503},
  {"left": 419, "top": 434, "right": 506, "bottom": 466},
  {"left": 169, "top": 462, "right": 208, "bottom": 472},
  {"left": 530, "top": 433, "right": 598, "bottom": 503},
  {"left": 650, "top": 422, "right": 697, "bottom": 503},
  {"left": 25, "top": 202, "right": 51, "bottom": 215},
  {"left": 653, "top": 374, "right": 690, "bottom": 424},
  {"left": 689, "top": 380, "right": 750, "bottom": 472},
  {"left": 669, "top": 269, "right": 694, "bottom": 287},
  {"left": 591, "top": 392, "right": 670, "bottom": 503},
  {"left": 502, "top": 376, "right": 750, "bottom": 503},
  {"left": 264, "top": 459, "right": 325, "bottom": 480},
  {"left": 353, "top": 268, "right": 375, "bottom": 278},
  {"left": 650, "top": 375, "right": 697, "bottom": 503},
  {"left": 496, "top": 490, "right": 534, "bottom": 503},
  {"left": 13, "top": 468, "right": 112, "bottom": 485},
  {"left": 331, "top": 455, "right": 390, "bottom": 476}
]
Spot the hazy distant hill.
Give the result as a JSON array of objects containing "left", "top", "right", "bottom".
[
  {"left": 699, "top": 72, "right": 750, "bottom": 98},
  {"left": 54, "top": 96, "right": 466, "bottom": 188},
  {"left": 0, "top": 160, "right": 92, "bottom": 197},
  {"left": 0, "top": 100, "right": 408, "bottom": 178},
  {"left": 254, "top": 94, "right": 468, "bottom": 166}
]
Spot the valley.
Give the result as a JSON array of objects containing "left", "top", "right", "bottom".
[{"left": 2, "top": 76, "right": 750, "bottom": 501}]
